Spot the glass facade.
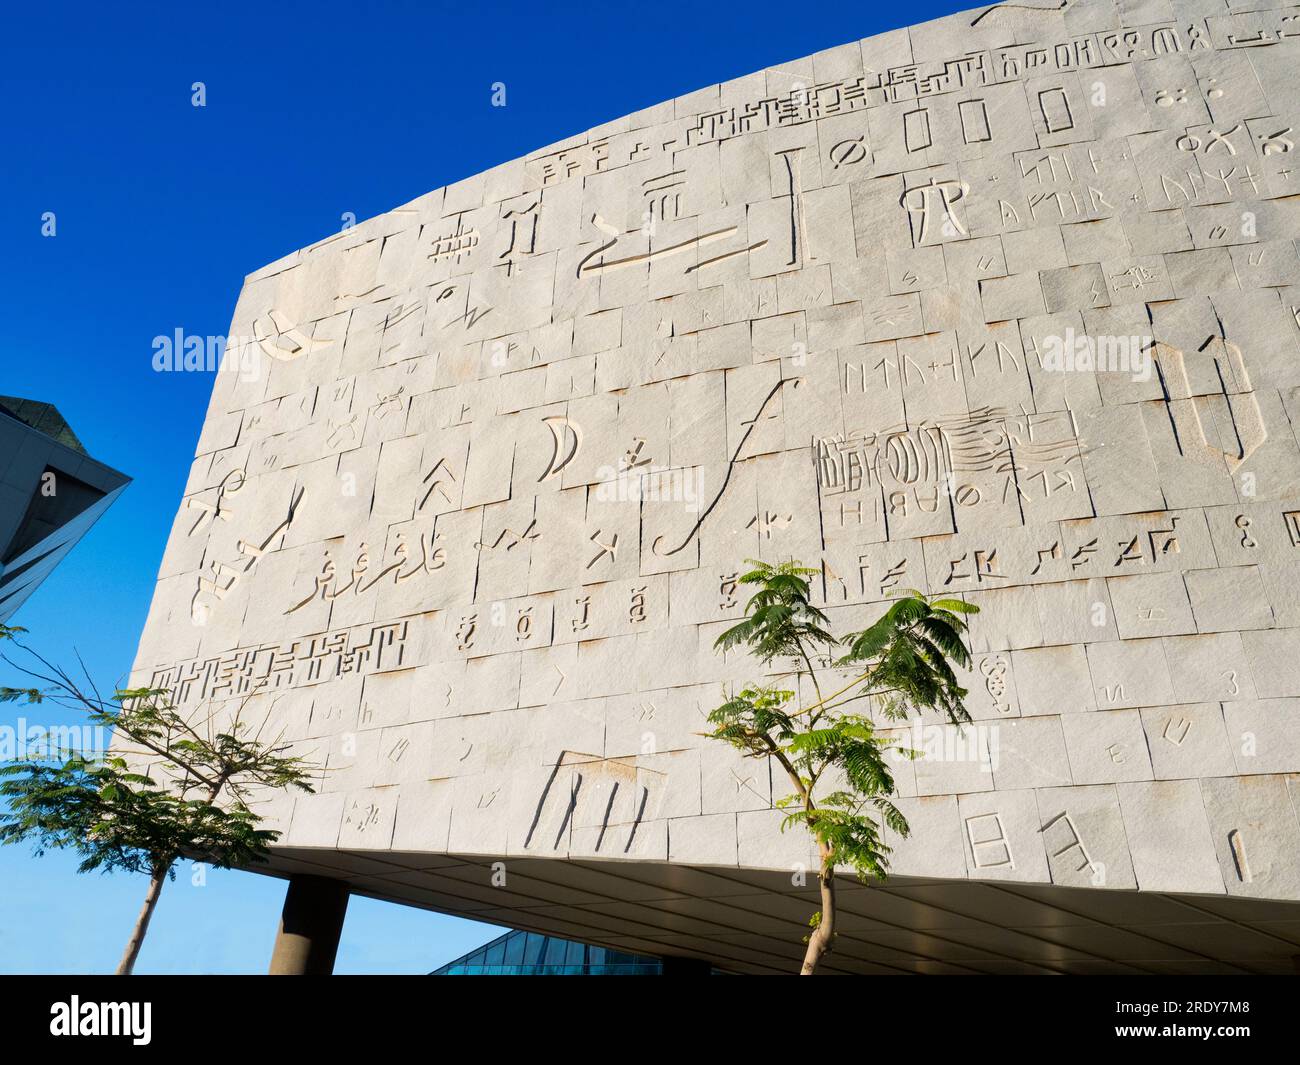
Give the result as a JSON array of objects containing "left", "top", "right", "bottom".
[{"left": 432, "top": 929, "right": 664, "bottom": 976}]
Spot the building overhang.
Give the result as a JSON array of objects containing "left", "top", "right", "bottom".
[{"left": 253, "top": 849, "right": 1300, "bottom": 975}]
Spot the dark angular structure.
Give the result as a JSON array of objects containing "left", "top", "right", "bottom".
[{"left": 0, "top": 396, "right": 129, "bottom": 622}]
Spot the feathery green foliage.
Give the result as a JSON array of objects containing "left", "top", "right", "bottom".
[
  {"left": 0, "top": 624, "right": 316, "bottom": 972},
  {"left": 713, "top": 560, "right": 834, "bottom": 668},
  {"left": 704, "top": 562, "right": 977, "bottom": 973}
]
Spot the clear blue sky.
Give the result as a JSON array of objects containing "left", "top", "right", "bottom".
[{"left": 0, "top": 0, "right": 960, "bottom": 973}]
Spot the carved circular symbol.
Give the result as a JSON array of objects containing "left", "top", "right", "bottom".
[{"left": 829, "top": 137, "right": 868, "bottom": 169}]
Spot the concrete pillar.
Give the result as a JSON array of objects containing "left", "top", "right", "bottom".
[{"left": 268, "top": 875, "right": 350, "bottom": 975}]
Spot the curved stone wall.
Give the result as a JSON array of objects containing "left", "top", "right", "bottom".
[{"left": 135, "top": 0, "right": 1300, "bottom": 908}]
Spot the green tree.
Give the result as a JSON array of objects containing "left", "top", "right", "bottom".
[
  {"left": 707, "top": 560, "right": 977, "bottom": 975},
  {"left": 0, "top": 624, "right": 315, "bottom": 974}
]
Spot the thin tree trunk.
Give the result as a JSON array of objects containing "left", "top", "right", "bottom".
[
  {"left": 800, "top": 846, "right": 836, "bottom": 975},
  {"left": 117, "top": 866, "right": 167, "bottom": 975},
  {"left": 770, "top": 727, "right": 838, "bottom": 976}
]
